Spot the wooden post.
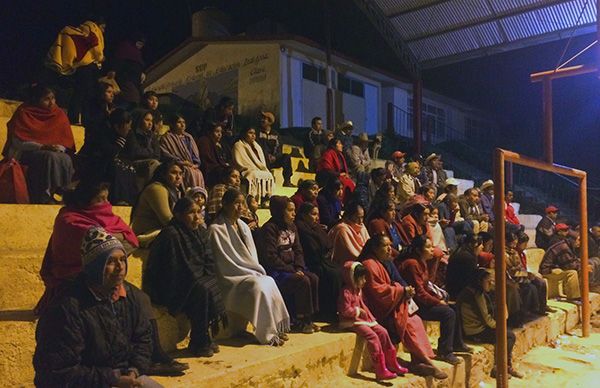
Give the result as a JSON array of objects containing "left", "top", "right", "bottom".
[
  {"left": 493, "top": 149, "right": 509, "bottom": 387},
  {"left": 580, "top": 174, "right": 590, "bottom": 337},
  {"left": 542, "top": 77, "right": 553, "bottom": 164},
  {"left": 413, "top": 79, "right": 423, "bottom": 155}
]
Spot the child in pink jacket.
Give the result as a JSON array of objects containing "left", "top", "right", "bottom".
[{"left": 338, "top": 261, "right": 408, "bottom": 380}]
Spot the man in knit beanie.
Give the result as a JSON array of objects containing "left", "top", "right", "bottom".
[{"left": 34, "top": 227, "right": 163, "bottom": 387}]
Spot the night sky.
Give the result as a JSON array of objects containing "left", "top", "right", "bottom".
[{"left": 1, "top": 0, "right": 598, "bottom": 181}]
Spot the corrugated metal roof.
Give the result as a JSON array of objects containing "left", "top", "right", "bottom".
[{"left": 371, "top": 0, "right": 597, "bottom": 67}]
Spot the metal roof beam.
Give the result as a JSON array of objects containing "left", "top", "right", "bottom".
[
  {"left": 406, "top": 0, "right": 572, "bottom": 43},
  {"left": 386, "top": 0, "right": 452, "bottom": 18},
  {"left": 352, "top": 0, "right": 421, "bottom": 78},
  {"left": 420, "top": 22, "right": 596, "bottom": 68}
]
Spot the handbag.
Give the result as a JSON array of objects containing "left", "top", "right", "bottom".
[
  {"left": 0, "top": 158, "right": 30, "bottom": 203},
  {"left": 427, "top": 281, "right": 449, "bottom": 302}
]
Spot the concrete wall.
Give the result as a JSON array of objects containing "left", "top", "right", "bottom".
[{"left": 147, "top": 43, "right": 282, "bottom": 122}]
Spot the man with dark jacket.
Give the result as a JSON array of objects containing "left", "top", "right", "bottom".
[
  {"left": 535, "top": 205, "right": 559, "bottom": 250},
  {"left": 34, "top": 227, "right": 162, "bottom": 387},
  {"left": 257, "top": 111, "right": 295, "bottom": 187}
]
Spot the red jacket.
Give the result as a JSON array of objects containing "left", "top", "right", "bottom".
[
  {"left": 505, "top": 202, "right": 520, "bottom": 225},
  {"left": 368, "top": 218, "right": 404, "bottom": 257},
  {"left": 317, "top": 148, "right": 356, "bottom": 193},
  {"left": 398, "top": 258, "right": 441, "bottom": 307}
]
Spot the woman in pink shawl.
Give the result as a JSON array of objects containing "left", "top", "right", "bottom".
[
  {"left": 359, "top": 234, "right": 448, "bottom": 380},
  {"left": 35, "top": 180, "right": 138, "bottom": 315},
  {"left": 160, "top": 113, "right": 205, "bottom": 189},
  {"left": 329, "top": 202, "right": 369, "bottom": 265}
]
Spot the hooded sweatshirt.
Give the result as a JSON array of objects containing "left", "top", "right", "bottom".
[{"left": 337, "top": 261, "right": 378, "bottom": 329}]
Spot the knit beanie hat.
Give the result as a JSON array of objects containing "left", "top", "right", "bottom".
[{"left": 81, "top": 227, "right": 126, "bottom": 285}]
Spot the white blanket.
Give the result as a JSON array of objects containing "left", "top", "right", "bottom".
[
  {"left": 232, "top": 140, "right": 274, "bottom": 198},
  {"left": 209, "top": 215, "right": 289, "bottom": 344}
]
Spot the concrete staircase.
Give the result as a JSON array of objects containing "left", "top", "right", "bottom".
[{"left": 1, "top": 99, "right": 598, "bottom": 387}]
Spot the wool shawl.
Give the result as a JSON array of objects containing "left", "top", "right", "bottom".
[
  {"left": 232, "top": 139, "right": 269, "bottom": 173},
  {"left": 4, "top": 104, "right": 75, "bottom": 156},
  {"left": 329, "top": 221, "right": 370, "bottom": 266},
  {"left": 35, "top": 201, "right": 138, "bottom": 315},
  {"left": 160, "top": 131, "right": 200, "bottom": 166},
  {"left": 295, "top": 218, "right": 332, "bottom": 269},
  {"left": 144, "top": 220, "right": 226, "bottom": 320},
  {"left": 208, "top": 215, "right": 290, "bottom": 344},
  {"left": 361, "top": 258, "right": 408, "bottom": 338}
]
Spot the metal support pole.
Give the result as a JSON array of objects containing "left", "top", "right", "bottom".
[
  {"left": 542, "top": 77, "right": 553, "bottom": 164},
  {"left": 412, "top": 79, "right": 423, "bottom": 155},
  {"left": 493, "top": 149, "right": 509, "bottom": 388},
  {"left": 580, "top": 174, "right": 590, "bottom": 337}
]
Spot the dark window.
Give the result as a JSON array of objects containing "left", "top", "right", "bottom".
[
  {"left": 303, "top": 63, "right": 327, "bottom": 85},
  {"left": 337, "top": 74, "right": 364, "bottom": 97}
]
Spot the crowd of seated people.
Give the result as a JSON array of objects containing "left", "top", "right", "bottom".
[{"left": 8, "top": 28, "right": 599, "bottom": 383}]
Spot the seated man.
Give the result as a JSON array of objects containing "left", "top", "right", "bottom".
[
  {"left": 459, "top": 188, "right": 490, "bottom": 233},
  {"left": 422, "top": 153, "right": 447, "bottom": 194},
  {"left": 304, "top": 116, "right": 328, "bottom": 172},
  {"left": 257, "top": 111, "right": 295, "bottom": 187},
  {"left": 538, "top": 225, "right": 583, "bottom": 300},
  {"left": 34, "top": 227, "right": 163, "bottom": 387},
  {"left": 479, "top": 180, "right": 494, "bottom": 223},
  {"left": 535, "top": 205, "right": 559, "bottom": 250},
  {"left": 505, "top": 190, "right": 524, "bottom": 234},
  {"left": 348, "top": 132, "right": 372, "bottom": 182}
]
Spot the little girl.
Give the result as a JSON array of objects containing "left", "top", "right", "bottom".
[
  {"left": 242, "top": 194, "right": 260, "bottom": 231},
  {"left": 338, "top": 261, "right": 408, "bottom": 380}
]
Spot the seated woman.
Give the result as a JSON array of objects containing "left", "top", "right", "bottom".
[
  {"left": 359, "top": 235, "right": 447, "bottom": 379},
  {"left": 160, "top": 114, "right": 205, "bottom": 189},
  {"left": 290, "top": 179, "right": 319, "bottom": 209},
  {"left": 145, "top": 197, "right": 227, "bottom": 357},
  {"left": 209, "top": 189, "right": 290, "bottom": 346},
  {"left": 3, "top": 85, "right": 75, "bottom": 203},
  {"left": 82, "top": 81, "right": 115, "bottom": 139},
  {"left": 33, "top": 228, "right": 163, "bottom": 387},
  {"left": 131, "top": 160, "right": 184, "bottom": 247},
  {"left": 317, "top": 179, "right": 343, "bottom": 228},
  {"left": 367, "top": 199, "right": 404, "bottom": 258},
  {"left": 124, "top": 109, "right": 161, "bottom": 189},
  {"left": 398, "top": 235, "right": 471, "bottom": 365},
  {"left": 457, "top": 269, "right": 524, "bottom": 379},
  {"left": 316, "top": 138, "right": 356, "bottom": 201},
  {"left": 232, "top": 126, "right": 275, "bottom": 207},
  {"left": 446, "top": 234, "right": 483, "bottom": 301},
  {"left": 505, "top": 232, "right": 543, "bottom": 325},
  {"left": 77, "top": 108, "right": 138, "bottom": 205},
  {"left": 206, "top": 166, "right": 252, "bottom": 223},
  {"left": 515, "top": 232, "right": 553, "bottom": 313},
  {"left": 397, "top": 198, "right": 431, "bottom": 246},
  {"left": 295, "top": 202, "right": 343, "bottom": 323},
  {"left": 329, "top": 202, "right": 370, "bottom": 266},
  {"left": 197, "top": 121, "right": 231, "bottom": 187},
  {"left": 259, "top": 196, "right": 320, "bottom": 333}
]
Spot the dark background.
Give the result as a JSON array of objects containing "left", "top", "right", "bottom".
[{"left": 1, "top": 0, "right": 598, "bottom": 181}]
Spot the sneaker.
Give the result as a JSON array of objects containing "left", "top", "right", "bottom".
[
  {"left": 311, "top": 323, "right": 321, "bottom": 332},
  {"left": 437, "top": 352, "right": 463, "bottom": 365},
  {"left": 210, "top": 341, "right": 220, "bottom": 353},
  {"left": 189, "top": 344, "right": 214, "bottom": 357}
]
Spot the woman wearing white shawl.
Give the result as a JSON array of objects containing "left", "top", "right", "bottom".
[
  {"left": 232, "top": 127, "right": 275, "bottom": 207},
  {"left": 209, "top": 188, "right": 290, "bottom": 346}
]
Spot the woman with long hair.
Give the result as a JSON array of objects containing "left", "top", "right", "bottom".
[
  {"left": 160, "top": 113, "right": 205, "bottom": 189},
  {"left": 359, "top": 234, "right": 447, "bottom": 379},
  {"left": 329, "top": 202, "right": 370, "bottom": 266},
  {"left": 259, "top": 196, "right": 320, "bottom": 333},
  {"left": 295, "top": 202, "right": 343, "bottom": 322},
  {"left": 131, "top": 159, "right": 184, "bottom": 247},
  {"left": 3, "top": 84, "right": 75, "bottom": 203},
  {"left": 208, "top": 189, "right": 290, "bottom": 346},
  {"left": 398, "top": 235, "right": 471, "bottom": 365},
  {"left": 316, "top": 138, "right": 356, "bottom": 201},
  {"left": 317, "top": 178, "right": 343, "bottom": 228}
]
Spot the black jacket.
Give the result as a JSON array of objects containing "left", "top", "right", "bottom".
[
  {"left": 446, "top": 247, "right": 479, "bottom": 300},
  {"left": 33, "top": 279, "right": 152, "bottom": 387}
]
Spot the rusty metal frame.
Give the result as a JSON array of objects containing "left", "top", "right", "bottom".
[{"left": 493, "top": 148, "right": 590, "bottom": 387}]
